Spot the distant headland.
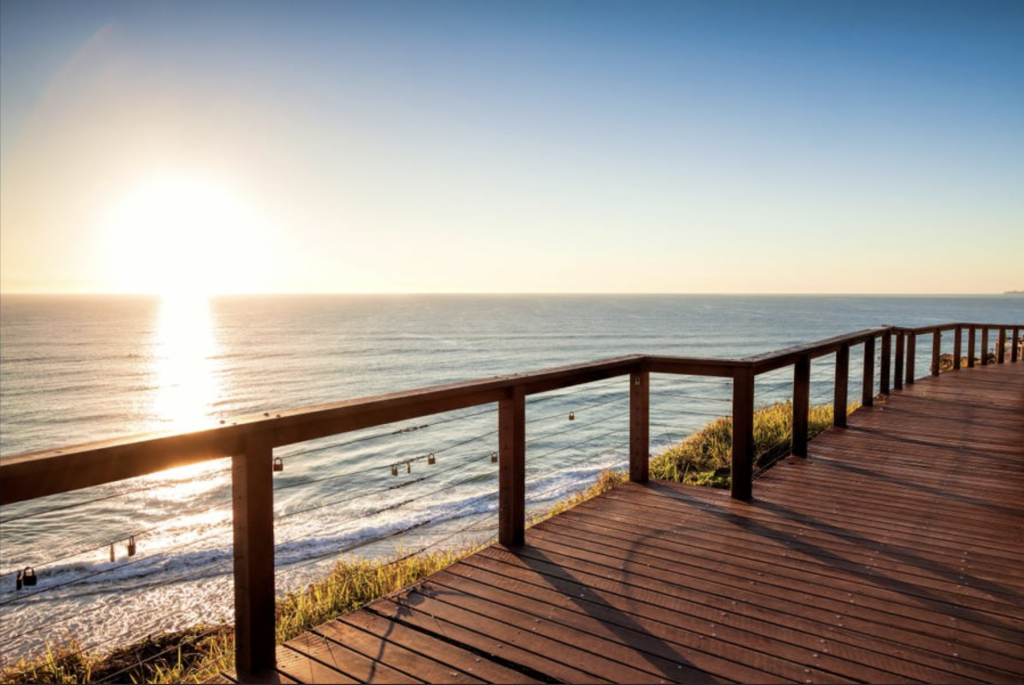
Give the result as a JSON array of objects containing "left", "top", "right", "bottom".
[{"left": 1005, "top": 290, "right": 1024, "bottom": 295}]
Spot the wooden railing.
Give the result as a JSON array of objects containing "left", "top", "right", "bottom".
[{"left": 1, "top": 322, "right": 1020, "bottom": 674}]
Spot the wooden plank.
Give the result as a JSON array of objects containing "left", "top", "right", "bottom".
[
  {"left": 453, "top": 550, "right": 988, "bottom": 684},
  {"left": 426, "top": 567, "right": 805, "bottom": 684},
  {"left": 483, "top": 532, "right": 1024, "bottom": 678},
  {"left": 498, "top": 386, "right": 525, "bottom": 547},
  {"left": 314, "top": 619, "right": 481, "bottom": 684},
  {"left": 273, "top": 643, "right": 358, "bottom": 684},
  {"left": 370, "top": 598, "right": 612, "bottom": 683},
  {"left": 286, "top": 631, "right": 421, "bottom": 684},
  {"left": 337, "top": 610, "right": 539, "bottom": 684},
  {"left": 982, "top": 327, "right": 989, "bottom": 365},
  {"left": 931, "top": 329, "right": 942, "bottom": 376},
  {"left": 232, "top": 436, "right": 277, "bottom": 675},
  {"left": 558, "top": 492, "right": 1024, "bottom": 626},
  {"left": 221, "top": 663, "right": 301, "bottom": 684},
  {"left": 629, "top": 368, "right": 649, "bottom": 483},
  {"left": 421, "top": 570, "right": 766, "bottom": 683}
]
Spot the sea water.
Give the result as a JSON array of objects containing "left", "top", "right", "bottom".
[{"left": 0, "top": 294, "right": 1020, "bottom": 659}]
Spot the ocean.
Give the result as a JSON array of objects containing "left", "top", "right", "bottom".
[{"left": 0, "top": 294, "right": 1020, "bottom": 660}]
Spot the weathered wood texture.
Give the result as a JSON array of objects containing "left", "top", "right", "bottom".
[{"left": 225, "top": 362, "right": 1024, "bottom": 684}]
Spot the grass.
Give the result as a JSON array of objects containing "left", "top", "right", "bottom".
[
  {"left": 649, "top": 400, "right": 858, "bottom": 488},
  {"left": 0, "top": 470, "right": 628, "bottom": 685}
]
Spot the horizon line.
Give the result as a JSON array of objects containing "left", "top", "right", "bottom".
[{"left": 1, "top": 291, "right": 1020, "bottom": 298}]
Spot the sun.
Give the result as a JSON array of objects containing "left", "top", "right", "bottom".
[{"left": 101, "top": 175, "right": 267, "bottom": 296}]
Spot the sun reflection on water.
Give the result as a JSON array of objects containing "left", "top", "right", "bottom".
[{"left": 151, "top": 294, "right": 221, "bottom": 431}]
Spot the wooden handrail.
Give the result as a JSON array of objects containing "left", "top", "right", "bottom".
[{"left": 2, "top": 321, "right": 1020, "bottom": 675}]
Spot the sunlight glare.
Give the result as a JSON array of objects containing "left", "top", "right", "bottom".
[
  {"left": 151, "top": 293, "right": 221, "bottom": 431},
  {"left": 102, "top": 175, "right": 267, "bottom": 296}
]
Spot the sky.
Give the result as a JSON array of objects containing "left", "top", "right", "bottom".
[{"left": 1, "top": 0, "right": 1022, "bottom": 295}]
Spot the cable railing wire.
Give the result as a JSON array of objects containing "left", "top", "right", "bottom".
[
  {"left": 0, "top": 462, "right": 234, "bottom": 525},
  {"left": 525, "top": 391, "right": 629, "bottom": 426},
  {"left": 273, "top": 421, "right": 500, "bottom": 495},
  {"left": 276, "top": 404, "right": 498, "bottom": 465},
  {"left": 2, "top": 483, "right": 234, "bottom": 577},
  {"left": 524, "top": 409, "right": 629, "bottom": 448}
]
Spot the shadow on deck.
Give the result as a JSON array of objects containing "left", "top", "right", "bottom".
[{"left": 224, "top": 362, "right": 1024, "bottom": 684}]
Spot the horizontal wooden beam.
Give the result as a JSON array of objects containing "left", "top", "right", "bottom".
[
  {"left": 643, "top": 356, "right": 743, "bottom": 377},
  {"left": 0, "top": 356, "right": 642, "bottom": 505},
  {"left": 4, "top": 322, "right": 1022, "bottom": 506},
  {"left": 748, "top": 327, "right": 890, "bottom": 374}
]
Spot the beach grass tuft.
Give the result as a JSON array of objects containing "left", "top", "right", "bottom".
[{"left": 649, "top": 400, "right": 857, "bottom": 487}]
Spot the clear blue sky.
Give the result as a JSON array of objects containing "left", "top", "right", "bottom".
[{"left": 2, "top": 0, "right": 1022, "bottom": 294}]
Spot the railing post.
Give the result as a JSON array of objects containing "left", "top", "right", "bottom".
[
  {"left": 968, "top": 326, "right": 976, "bottom": 368},
  {"left": 953, "top": 326, "right": 962, "bottom": 370},
  {"left": 629, "top": 367, "right": 650, "bottom": 483},
  {"left": 232, "top": 434, "right": 277, "bottom": 676},
  {"left": 498, "top": 385, "right": 526, "bottom": 547},
  {"left": 731, "top": 365, "right": 754, "bottom": 501},
  {"left": 834, "top": 343, "right": 850, "bottom": 427},
  {"left": 862, "top": 336, "right": 875, "bottom": 406},
  {"left": 792, "top": 354, "right": 810, "bottom": 457},
  {"left": 930, "top": 330, "right": 941, "bottom": 376},
  {"left": 906, "top": 333, "right": 916, "bottom": 385},
  {"left": 998, "top": 328, "right": 1006, "bottom": 364},
  {"left": 880, "top": 330, "right": 892, "bottom": 394},
  {"left": 981, "top": 328, "right": 989, "bottom": 365},
  {"left": 1013, "top": 327, "right": 1020, "bottom": 363},
  {"left": 893, "top": 331, "right": 904, "bottom": 390}
]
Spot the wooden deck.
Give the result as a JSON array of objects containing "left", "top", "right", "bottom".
[{"left": 224, "top": 361, "right": 1024, "bottom": 684}]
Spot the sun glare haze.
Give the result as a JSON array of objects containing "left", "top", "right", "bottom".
[
  {"left": 101, "top": 175, "right": 268, "bottom": 296},
  {"left": 1, "top": 0, "right": 1022, "bottom": 294}
]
